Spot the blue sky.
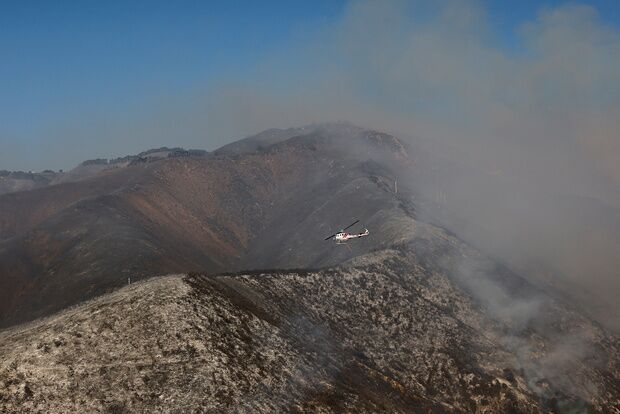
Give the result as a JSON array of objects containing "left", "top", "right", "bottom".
[
  {"left": 1, "top": 0, "right": 619, "bottom": 170},
  {"left": 0, "top": 1, "right": 343, "bottom": 162}
]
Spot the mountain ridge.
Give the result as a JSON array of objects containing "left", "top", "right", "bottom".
[{"left": 0, "top": 124, "right": 413, "bottom": 328}]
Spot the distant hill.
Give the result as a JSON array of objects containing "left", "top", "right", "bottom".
[
  {"left": 0, "top": 147, "right": 208, "bottom": 196},
  {"left": 0, "top": 170, "right": 61, "bottom": 195}
]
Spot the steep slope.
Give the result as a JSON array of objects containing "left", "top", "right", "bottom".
[
  {"left": 408, "top": 148, "right": 620, "bottom": 332},
  {"left": 2, "top": 229, "right": 619, "bottom": 413},
  {"left": 0, "top": 124, "right": 413, "bottom": 327}
]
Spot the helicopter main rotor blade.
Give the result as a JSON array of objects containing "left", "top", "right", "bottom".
[
  {"left": 341, "top": 220, "right": 360, "bottom": 232},
  {"left": 324, "top": 220, "right": 359, "bottom": 240}
]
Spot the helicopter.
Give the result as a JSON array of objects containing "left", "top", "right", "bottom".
[{"left": 324, "top": 220, "right": 369, "bottom": 244}]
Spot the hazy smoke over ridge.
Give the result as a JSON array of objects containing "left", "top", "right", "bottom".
[
  {"left": 198, "top": 1, "right": 620, "bottom": 330},
  {"left": 200, "top": 0, "right": 620, "bottom": 332},
  {"left": 209, "top": 0, "right": 620, "bottom": 203}
]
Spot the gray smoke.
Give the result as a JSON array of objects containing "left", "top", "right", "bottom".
[{"left": 235, "top": 0, "right": 620, "bottom": 331}]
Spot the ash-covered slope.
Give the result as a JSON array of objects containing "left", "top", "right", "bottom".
[
  {"left": 0, "top": 123, "right": 412, "bottom": 327},
  {"left": 2, "top": 226, "right": 619, "bottom": 413}
]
